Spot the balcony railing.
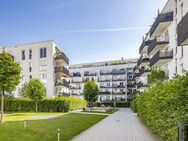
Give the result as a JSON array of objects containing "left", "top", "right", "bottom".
[
  {"left": 100, "top": 72, "right": 112, "bottom": 75},
  {"left": 112, "top": 78, "right": 126, "bottom": 81},
  {"left": 71, "top": 73, "right": 81, "bottom": 77},
  {"left": 137, "top": 56, "right": 150, "bottom": 67},
  {"left": 112, "top": 85, "right": 126, "bottom": 88},
  {"left": 98, "top": 79, "right": 111, "bottom": 82},
  {"left": 178, "top": 12, "right": 188, "bottom": 46},
  {"left": 58, "top": 92, "right": 70, "bottom": 97},
  {"left": 70, "top": 86, "right": 81, "bottom": 89},
  {"left": 55, "top": 79, "right": 69, "bottom": 88},
  {"left": 112, "top": 70, "right": 126, "bottom": 75},
  {"left": 99, "top": 92, "right": 111, "bottom": 95},
  {"left": 150, "top": 12, "right": 173, "bottom": 36},
  {"left": 148, "top": 36, "right": 169, "bottom": 55},
  {"left": 71, "top": 79, "right": 86, "bottom": 83},
  {"left": 139, "top": 40, "right": 153, "bottom": 53},
  {"left": 150, "top": 50, "right": 173, "bottom": 67},
  {"left": 100, "top": 86, "right": 112, "bottom": 88},
  {"left": 84, "top": 73, "right": 97, "bottom": 77},
  {"left": 55, "top": 66, "right": 69, "bottom": 76},
  {"left": 137, "top": 81, "right": 144, "bottom": 89},
  {"left": 138, "top": 68, "right": 151, "bottom": 77},
  {"left": 112, "top": 92, "right": 126, "bottom": 95},
  {"left": 55, "top": 52, "right": 69, "bottom": 65},
  {"left": 127, "top": 83, "right": 136, "bottom": 88}
]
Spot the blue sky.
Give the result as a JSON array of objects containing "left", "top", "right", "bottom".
[{"left": 0, "top": 0, "right": 167, "bottom": 64}]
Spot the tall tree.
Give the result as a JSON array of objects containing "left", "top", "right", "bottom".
[
  {"left": 0, "top": 51, "right": 21, "bottom": 123},
  {"left": 83, "top": 80, "right": 99, "bottom": 109},
  {"left": 147, "top": 69, "right": 167, "bottom": 84},
  {"left": 25, "top": 79, "right": 46, "bottom": 112}
]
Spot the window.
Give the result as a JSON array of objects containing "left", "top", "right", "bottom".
[
  {"left": 40, "top": 73, "right": 47, "bottom": 79},
  {"left": 29, "top": 62, "right": 32, "bottom": 72},
  {"left": 29, "top": 75, "right": 32, "bottom": 80},
  {"left": 40, "top": 48, "right": 47, "bottom": 58},
  {"left": 175, "top": 58, "right": 177, "bottom": 74},
  {"left": 181, "top": 46, "right": 183, "bottom": 58},
  {"left": 22, "top": 50, "right": 25, "bottom": 60},
  {"left": 29, "top": 49, "right": 32, "bottom": 59}
]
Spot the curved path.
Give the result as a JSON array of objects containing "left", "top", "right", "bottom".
[{"left": 72, "top": 108, "right": 162, "bottom": 141}]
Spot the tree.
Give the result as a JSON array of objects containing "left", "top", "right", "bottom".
[
  {"left": 25, "top": 79, "right": 46, "bottom": 112},
  {"left": 20, "top": 82, "right": 28, "bottom": 98},
  {"left": 0, "top": 51, "right": 21, "bottom": 123},
  {"left": 148, "top": 68, "right": 167, "bottom": 84},
  {"left": 83, "top": 80, "right": 99, "bottom": 109}
]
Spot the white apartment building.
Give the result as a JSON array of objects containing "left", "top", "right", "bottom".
[
  {"left": 135, "top": 0, "right": 188, "bottom": 92},
  {"left": 0, "top": 40, "right": 69, "bottom": 97},
  {"left": 69, "top": 59, "right": 137, "bottom": 102}
]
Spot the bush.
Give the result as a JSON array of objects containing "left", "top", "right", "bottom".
[
  {"left": 130, "top": 99, "right": 137, "bottom": 112},
  {"left": 135, "top": 73, "right": 188, "bottom": 141},
  {"left": 1, "top": 97, "right": 86, "bottom": 112},
  {"left": 96, "top": 102, "right": 129, "bottom": 107}
]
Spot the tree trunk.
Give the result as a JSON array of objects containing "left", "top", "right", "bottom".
[
  {"left": 35, "top": 102, "right": 38, "bottom": 113},
  {"left": 0, "top": 91, "right": 4, "bottom": 124}
]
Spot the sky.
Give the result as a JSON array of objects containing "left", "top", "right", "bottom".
[{"left": 0, "top": 0, "right": 167, "bottom": 64}]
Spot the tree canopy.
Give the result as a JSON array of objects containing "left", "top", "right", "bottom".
[
  {"left": 0, "top": 51, "right": 21, "bottom": 123},
  {"left": 83, "top": 80, "right": 99, "bottom": 106},
  {"left": 147, "top": 69, "right": 167, "bottom": 84},
  {"left": 25, "top": 78, "right": 46, "bottom": 112}
]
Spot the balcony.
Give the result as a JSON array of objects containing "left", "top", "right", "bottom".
[
  {"left": 150, "top": 50, "right": 173, "bottom": 67},
  {"left": 127, "top": 83, "right": 135, "bottom": 88},
  {"left": 148, "top": 36, "right": 169, "bottom": 55},
  {"left": 178, "top": 12, "right": 188, "bottom": 46},
  {"left": 112, "top": 85, "right": 125, "bottom": 88},
  {"left": 137, "top": 56, "right": 150, "bottom": 68},
  {"left": 55, "top": 79, "right": 69, "bottom": 88},
  {"left": 98, "top": 79, "right": 111, "bottom": 82},
  {"left": 112, "top": 92, "right": 126, "bottom": 95},
  {"left": 150, "top": 12, "right": 173, "bottom": 37},
  {"left": 137, "top": 81, "right": 144, "bottom": 89},
  {"left": 100, "top": 86, "right": 112, "bottom": 89},
  {"left": 71, "top": 79, "right": 86, "bottom": 83},
  {"left": 55, "top": 52, "right": 69, "bottom": 65},
  {"left": 70, "top": 86, "right": 81, "bottom": 89},
  {"left": 138, "top": 68, "right": 151, "bottom": 77},
  {"left": 58, "top": 92, "right": 70, "bottom": 97},
  {"left": 112, "top": 69, "right": 126, "bottom": 75},
  {"left": 99, "top": 92, "right": 111, "bottom": 95},
  {"left": 55, "top": 66, "right": 69, "bottom": 76},
  {"left": 100, "top": 71, "right": 112, "bottom": 75},
  {"left": 112, "top": 78, "right": 126, "bottom": 81},
  {"left": 84, "top": 73, "right": 97, "bottom": 77},
  {"left": 71, "top": 72, "right": 81, "bottom": 77},
  {"left": 139, "top": 40, "right": 153, "bottom": 54}
]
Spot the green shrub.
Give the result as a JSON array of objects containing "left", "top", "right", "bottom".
[
  {"left": 130, "top": 99, "right": 137, "bottom": 112},
  {"left": 96, "top": 102, "right": 129, "bottom": 107},
  {"left": 1, "top": 97, "right": 86, "bottom": 112},
  {"left": 136, "top": 73, "right": 188, "bottom": 141}
]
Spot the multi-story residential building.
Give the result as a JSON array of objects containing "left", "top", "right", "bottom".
[
  {"left": 0, "top": 40, "right": 69, "bottom": 97},
  {"left": 135, "top": 0, "right": 188, "bottom": 92},
  {"left": 69, "top": 59, "right": 137, "bottom": 102}
]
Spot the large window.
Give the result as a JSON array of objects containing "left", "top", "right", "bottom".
[
  {"left": 22, "top": 50, "right": 25, "bottom": 60},
  {"left": 29, "top": 62, "right": 32, "bottom": 72},
  {"left": 29, "top": 49, "right": 32, "bottom": 59},
  {"left": 40, "top": 48, "right": 47, "bottom": 58}
]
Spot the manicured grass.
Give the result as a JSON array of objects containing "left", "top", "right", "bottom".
[{"left": 0, "top": 113, "right": 107, "bottom": 141}]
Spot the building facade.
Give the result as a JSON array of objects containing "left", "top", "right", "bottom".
[
  {"left": 0, "top": 40, "right": 69, "bottom": 97},
  {"left": 69, "top": 59, "right": 137, "bottom": 102},
  {"left": 135, "top": 0, "right": 188, "bottom": 92}
]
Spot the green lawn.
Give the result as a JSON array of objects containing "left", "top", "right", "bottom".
[{"left": 0, "top": 113, "right": 107, "bottom": 141}]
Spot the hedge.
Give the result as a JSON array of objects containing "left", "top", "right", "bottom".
[
  {"left": 96, "top": 102, "right": 129, "bottom": 107},
  {"left": 1, "top": 97, "right": 86, "bottom": 112},
  {"left": 132, "top": 73, "right": 188, "bottom": 141}
]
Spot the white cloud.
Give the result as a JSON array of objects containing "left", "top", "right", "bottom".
[{"left": 53, "top": 27, "right": 150, "bottom": 34}]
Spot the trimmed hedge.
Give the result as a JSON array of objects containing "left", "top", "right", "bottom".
[
  {"left": 96, "top": 102, "right": 129, "bottom": 107},
  {"left": 1, "top": 97, "right": 86, "bottom": 112},
  {"left": 130, "top": 99, "right": 137, "bottom": 112},
  {"left": 132, "top": 73, "right": 188, "bottom": 141}
]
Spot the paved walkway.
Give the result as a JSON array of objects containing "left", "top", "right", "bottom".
[{"left": 72, "top": 108, "right": 162, "bottom": 141}]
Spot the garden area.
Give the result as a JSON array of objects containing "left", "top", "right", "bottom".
[{"left": 131, "top": 71, "right": 188, "bottom": 141}]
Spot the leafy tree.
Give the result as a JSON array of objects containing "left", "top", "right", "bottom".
[
  {"left": 130, "top": 89, "right": 137, "bottom": 100},
  {"left": 0, "top": 51, "right": 21, "bottom": 123},
  {"left": 25, "top": 79, "right": 46, "bottom": 112},
  {"left": 83, "top": 80, "right": 99, "bottom": 109},
  {"left": 20, "top": 82, "right": 28, "bottom": 97},
  {"left": 147, "top": 68, "right": 167, "bottom": 84}
]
